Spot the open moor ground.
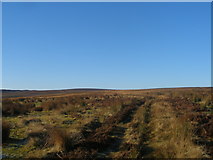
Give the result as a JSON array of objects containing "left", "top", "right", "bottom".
[{"left": 1, "top": 87, "right": 212, "bottom": 158}]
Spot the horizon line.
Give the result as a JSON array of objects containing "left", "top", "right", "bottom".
[
  {"left": 1, "top": 86, "right": 212, "bottom": 91},
  {"left": 2, "top": 0, "right": 212, "bottom": 2}
]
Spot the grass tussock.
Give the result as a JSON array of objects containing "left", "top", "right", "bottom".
[
  {"left": 46, "top": 128, "right": 73, "bottom": 152},
  {"left": 27, "top": 126, "right": 82, "bottom": 153}
]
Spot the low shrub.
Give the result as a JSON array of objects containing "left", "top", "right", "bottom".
[
  {"left": 2, "top": 121, "right": 11, "bottom": 143},
  {"left": 2, "top": 100, "right": 35, "bottom": 116},
  {"left": 23, "top": 118, "right": 42, "bottom": 125},
  {"left": 42, "top": 101, "right": 58, "bottom": 111},
  {"left": 34, "top": 106, "right": 43, "bottom": 111}
]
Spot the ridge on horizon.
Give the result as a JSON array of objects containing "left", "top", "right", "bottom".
[
  {"left": 1, "top": 86, "right": 211, "bottom": 91},
  {"left": 1, "top": 87, "right": 211, "bottom": 99}
]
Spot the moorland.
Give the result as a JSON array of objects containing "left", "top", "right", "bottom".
[{"left": 1, "top": 87, "right": 212, "bottom": 159}]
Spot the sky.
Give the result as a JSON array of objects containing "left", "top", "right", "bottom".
[{"left": 2, "top": 2, "right": 211, "bottom": 90}]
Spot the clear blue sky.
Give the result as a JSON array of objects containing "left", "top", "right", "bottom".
[{"left": 3, "top": 2, "right": 211, "bottom": 90}]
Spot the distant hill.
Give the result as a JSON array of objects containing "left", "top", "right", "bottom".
[
  {"left": 1, "top": 88, "right": 107, "bottom": 98},
  {"left": 1, "top": 87, "right": 211, "bottom": 99}
]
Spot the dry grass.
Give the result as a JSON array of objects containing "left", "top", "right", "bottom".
[
  {"left": 27, "top": 126, "right": 76, "bottom": 153},
  {"left": 149, "top": 102, "right": 206, "bottom": 158},
  {"left": 46, "top": 128, "right": 73, "bottom": 152}
]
